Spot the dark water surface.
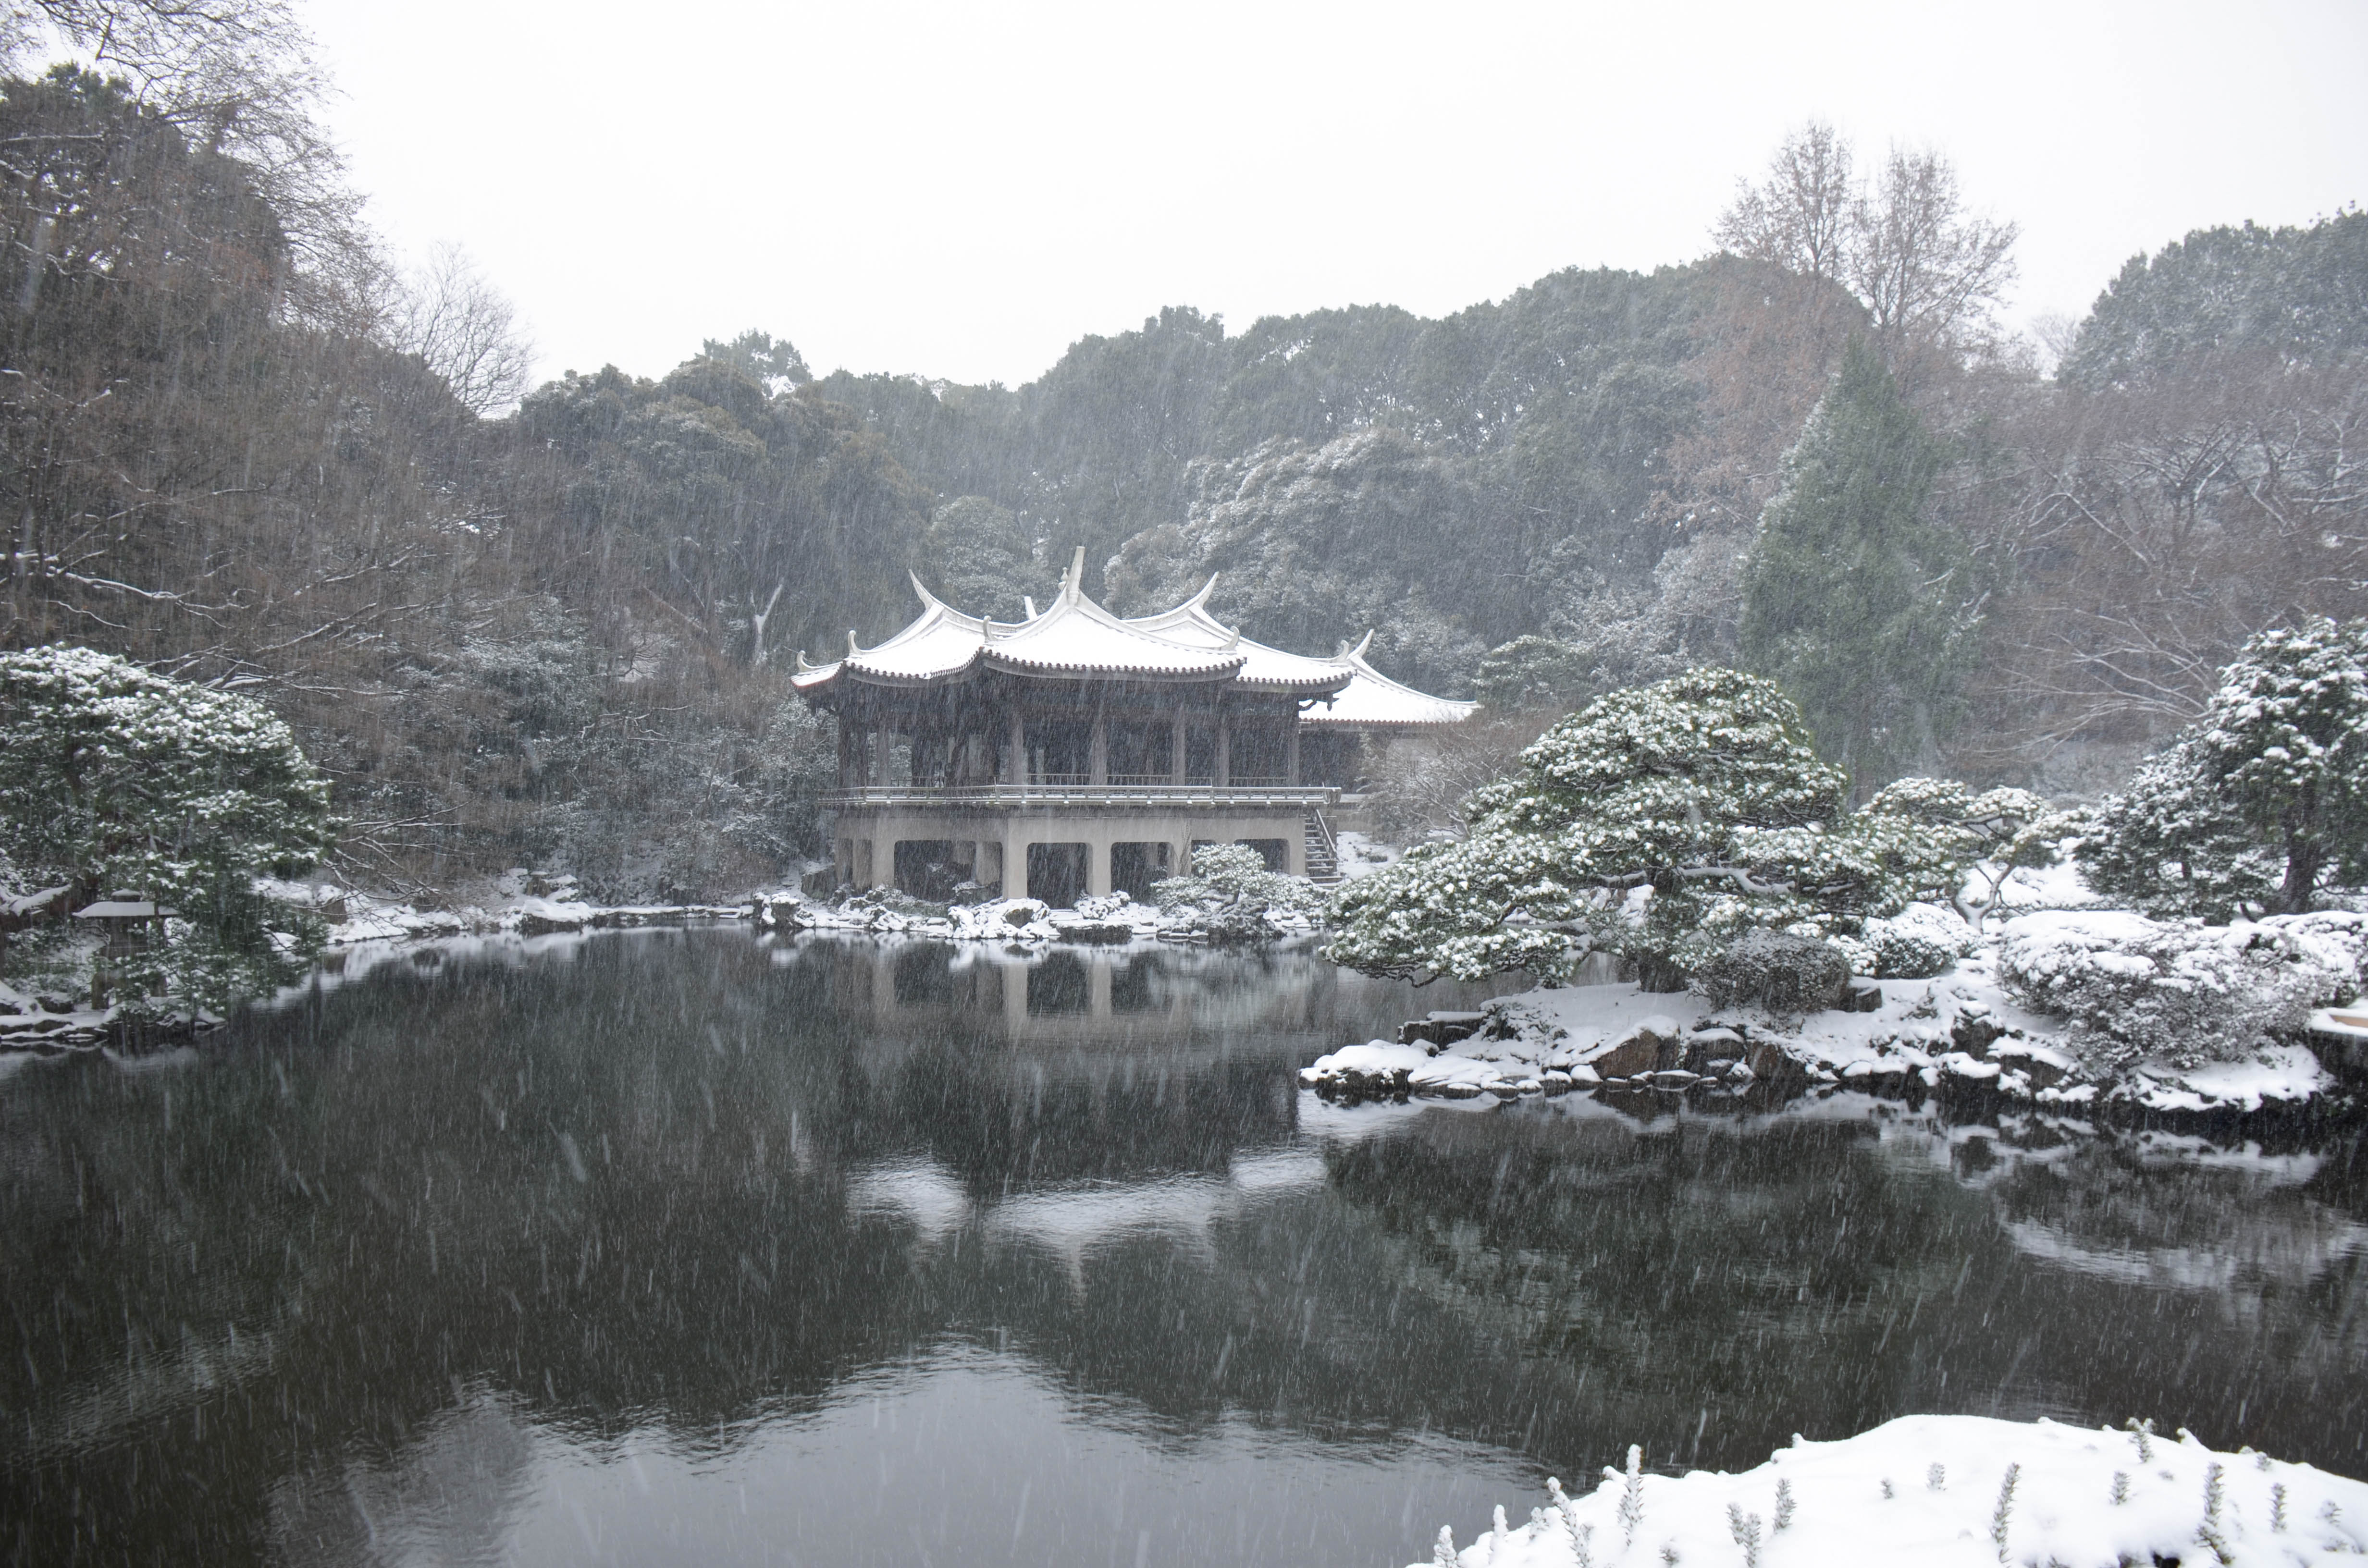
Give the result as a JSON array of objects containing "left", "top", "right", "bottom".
[{"left": 4, "top": 929, "right": 2365, "bottom": 1566}]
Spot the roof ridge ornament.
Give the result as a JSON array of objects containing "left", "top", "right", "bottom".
[
  {"left": 1023, "top": 595, "right": 1037, "bottom": 620},
  {"left": 1186, "top": 573, "right": 1219, "bottom": 610},
  {"left": 908, "top": 571, "right": 945, "bottom": 612},
  {"left": 1350, "top": 628, "right": 1375, "bottom": 660},
  {"left": 1064, "top": 545, "right": 1086, "bottom": 606},
  {"left": 847, "top": 628, "right": 861, "bottom": 657},
  {"left": 795, "top": 649, "right": 812, "bottom": 673}
]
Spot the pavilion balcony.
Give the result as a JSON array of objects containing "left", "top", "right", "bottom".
[{"left": 821, "top": 782, "right": 1340, "bottom": 810}]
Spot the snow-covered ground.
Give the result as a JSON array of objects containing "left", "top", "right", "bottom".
[
  {"left": 776, "top": 888, "right": 1322, "bottom": 946},
  {"left": 309, "top": 870, "right": 748, "bottom": 945},
  {"left": 1303, "top": 961, "right": 2337, "bottom": 1120},
  {"left": 1306, "top": 862, "right": 2366, "bottom": 1120},
  {"left": 1419, "top": 1414, "right": 2368, "bottom": 1567},
  {"left": 1334, "top": 829, "right": 1402, "bottom": 879}
]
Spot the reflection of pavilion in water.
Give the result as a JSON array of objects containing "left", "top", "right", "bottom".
[{"left": 805, "top": 936, "right": 1413, "bottom": 1051}]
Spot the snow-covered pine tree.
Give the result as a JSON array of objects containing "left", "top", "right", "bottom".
[
  {"left": 1324, "top": 667, "right": 1972, "bottom": 986},
  {"left": 2084, "top": 617, "right": 2368, "bottom": 917},
  {"left": 1151, "top": 842, "right": 1327, "bottom": 943},
  {"left": 1739, "top": 336, "right": 1978, "bottom": 794},
  {"left": 0, "top": 646, "right": 340, "bottom": 1013},
  {"left": 1859, "top": 776, "right": 2084, "bottom": 927}
]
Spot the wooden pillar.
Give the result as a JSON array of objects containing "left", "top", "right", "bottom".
[
  {"left": 1170, "top": 711, "right": 1186, "bottom": 784},
  {"left": 1007, "top": 710, "right": 1026, "bottom": 785},
  {"left": 1089, "top": 709, "right": 1109, "bottom": 786},
  {"left": 1287, "top": 718, "right": 1302, "bottom": 787},
  {"left": 1216, "top": 711, "right": 1231, "bottom": 787}
]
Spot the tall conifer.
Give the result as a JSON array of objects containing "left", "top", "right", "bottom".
[{"left": 1739, "top": 337, "right": 1976, "bottom": 792}]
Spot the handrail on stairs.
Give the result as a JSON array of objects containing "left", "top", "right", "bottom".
[{"left": 1307, "top": 805, "right": 1339, "bottom": 866}]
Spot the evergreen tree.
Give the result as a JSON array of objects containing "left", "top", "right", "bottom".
[
  {"left": 2059, "top": 209, "right": 2368, "bottom": 387},
  {"left": 2083, "top": 618, "right": 2368, "bottom": 916},
  {"left": 920, "top": 495, "right": 1043, "bottom": 620},
  {"left": 0, "top": 647, "right": 339, "bottom": 1013},
  {"left": 1739, "top": 337, "right": 1977, "bottom": 792},
  {"left": 1325, "top": 668, "right": 1971, "bottom": 986}
]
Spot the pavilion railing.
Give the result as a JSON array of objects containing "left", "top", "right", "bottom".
[{"left": 822, "top": 783, "right": 1339, "bottom": 808}]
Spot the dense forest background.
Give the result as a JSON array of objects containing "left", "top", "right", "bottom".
[{"left": 1, "top": 2, "right": 2362, "bottom": 899}]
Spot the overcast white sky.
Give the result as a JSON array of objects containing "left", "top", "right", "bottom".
[{"left": 303, "top": 0, "right": 2368, "bottom": 391}]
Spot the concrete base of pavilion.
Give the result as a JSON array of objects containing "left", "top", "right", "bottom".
[{"left": 825, "top": 786, "right": 1336, "bottom": 903}]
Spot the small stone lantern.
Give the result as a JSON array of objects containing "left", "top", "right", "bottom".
[{"left": 74, "top": 899, "right": 172, "bottom": 1009}]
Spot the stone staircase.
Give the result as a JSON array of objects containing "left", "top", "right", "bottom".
[{"left": 1304, "top": 808, "right": 1342, "bottom": 885}]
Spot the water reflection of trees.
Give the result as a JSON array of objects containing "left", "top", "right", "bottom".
[
  {"left": 0, "top": 933, "right": 1474, "bottom": 1560},
  {"left": 2, "top": 932, "right": 2362, "bottom": 1563},
  {"left": 1315, "top": 1102, "right": 2368, "bottom": 1478}
]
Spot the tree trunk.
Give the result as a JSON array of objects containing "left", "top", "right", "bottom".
[
  {"left": 1635, "top": 952, "right": 1690, "bottom": 992},
  {"left": 2278, "top": 832, "right": 2322, "bottom": 915}
]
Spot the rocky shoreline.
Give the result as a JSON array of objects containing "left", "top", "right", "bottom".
[{"left": 1304, "top": 960, "right": 2364, "bottom": 1130}]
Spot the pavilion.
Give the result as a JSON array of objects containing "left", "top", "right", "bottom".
[{"left": 792, "top": 549, "right": 1474, "bottom": 903}]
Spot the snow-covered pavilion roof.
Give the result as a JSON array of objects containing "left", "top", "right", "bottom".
[
  {"left": 1125, "top": 577, "right": 1478, "bottom": 727},
  {"left": 1303, "top": 637, "right": 1481, "bottom": 729},
  {"left": 793, "top": 554, "right": 1473, "bottom": 728},
  {"left": 792, "top": 552, "right": 1248, "bottom": 692},
  {"left": 1122, "top": 577, "right": 1360, "bottom": 694}
]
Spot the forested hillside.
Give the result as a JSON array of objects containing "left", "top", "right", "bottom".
[{"left": 1, "top": 3, "right": 2361, "bottom": 898}]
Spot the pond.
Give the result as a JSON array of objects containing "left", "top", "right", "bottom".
[{"left": 3, "top": 929, "right": 2365, "bottom": 1566}]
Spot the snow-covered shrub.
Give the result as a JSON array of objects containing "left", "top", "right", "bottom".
[
  {"left": 2084, "top": 618, "right": 2368, "bottom": 919},
  {"left": 1694, "top": 931, "right": 1852, "bottom": 1011},
  {"left": 1998, "top": 910, "right": 2354, "bottom": 1072},
  {"left": 1326, "top": 669, "right": 1977, "bottom": 983},
  {"left": 1854, "top": 901, "right": 1978, "bottom": 978},
  {"left": 838, "top": 884, "right": 949, "bottom": 920},
  {"left": 2257, "top": 909, "right": 2368, "bottom": 997},
  {"left": 1151, "top": 844, "right": 1326, "bottom": 944}
]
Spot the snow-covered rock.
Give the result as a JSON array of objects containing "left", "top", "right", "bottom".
[
  {"left": 1305, "top": 921, "right": 2350, "bottom": 1118},
  {"left": 1419, "top": 1414, "right": 2368, "bottom": 1568}
]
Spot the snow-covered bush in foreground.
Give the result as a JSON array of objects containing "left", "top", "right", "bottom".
[
  {"left": 1418, "top": 1414, "right": 2368, "bottom": 1568},
  {"left": 1999, "top": 909, "right": 2364, "bottom": 1073},
  {"left": 1694, "top": 931, "right": 1851, "bottom": 1010}
]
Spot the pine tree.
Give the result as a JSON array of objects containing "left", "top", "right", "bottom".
[
  {"left": 1324, "top": 667, "right": 1973, "bottom": 985},
  {"left": 1739, "top": 337, "right": 1978, "bottom": 793},
  {"left": 2084, "top": 618, "right": 2368, "bottom": 916},
  {"left": 0, "top": 647, "right": 339, "bottom": 1013}
]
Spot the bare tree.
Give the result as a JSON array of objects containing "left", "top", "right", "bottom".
[
  {"left": 1714, "top": 119, "right": 1856, "bottom": 290},
  {"left": 1715, "top": 124, "right": 2019, "bottom": 365},
  {"left": 1957, "top": 357, "right": 2368, "bottom": 772},
  {"left": 1850, "top": 147, "right": 2018, "bottom": 352},
  {"left": 393, "top": 242, "right": 535, "bottom": 416},
  {"left": 4, "top": 0, "right": 367, "bottom": 309}
]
